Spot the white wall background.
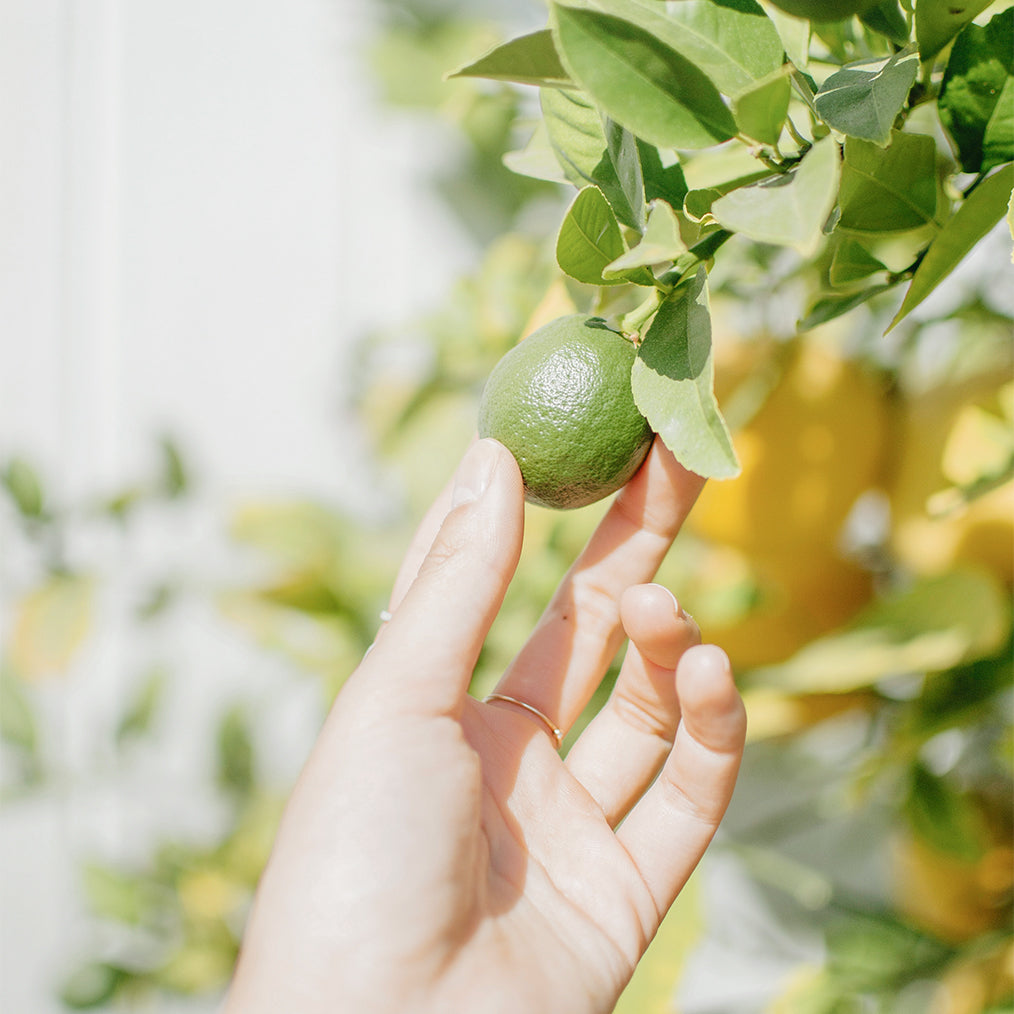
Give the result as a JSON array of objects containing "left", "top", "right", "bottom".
[{"left": 1, "top": 1, "right": 485, "bottom": 1009}]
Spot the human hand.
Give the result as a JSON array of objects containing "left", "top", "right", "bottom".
[{"left": 225, "top": 438, "right": 746, "bottom": 1014}]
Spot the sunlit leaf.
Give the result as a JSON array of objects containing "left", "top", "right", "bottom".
[
  {"left": 750, "top": 569, "right": 1012, "bottom": 692},
  {"left": 711, "top": 136, "right": 840, "bottom": 254},
  {"left": 604, "top": 200, "right": 688, "bottom": 276},
  {"left": 798, "top": 280, "right": 901, "bottom": 330},
  {"left": 503, "top": 120, "right": 571, "bottom": 184},
  {"left": 631, "top": 268, "right": 740, "bottom": 479},
  {"left": 449, "top": 29, "right": 574, "bottom": 88},
  {"left": 60, "top": 962, "right": 125, "bottom": 1009},
  {"left": 838, "top": 132, "right": 939, "bottom": 232},
  {"left": 732, "top": 66, "right": 791, "bottom": 145},
  {"left": 10, "top": 574, "right": 94, "bottom": 679},
  {"left": 889, "top": 162, "right": 1014, "bottom": 329},
  {"left": 605, "top": 117, "right": 646, "bottom": 229},
  {"left": 556, "top": 185, "right": 654, "bottom": 285},
  {"left": 938, "top": 10, "right": 1014, "bottom": 174},
  {"left": 551, "top": 4, "right": 737, "bottom": 150},
  {"left": 814, "top": 47, "right": 920, "bottom": 146}
]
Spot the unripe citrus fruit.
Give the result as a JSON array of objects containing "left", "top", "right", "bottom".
[{"left": 477, "top": 314, "right": 654, "bottom": 510}]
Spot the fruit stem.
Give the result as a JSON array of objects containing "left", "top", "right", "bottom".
[{"left": 620, "top": 291, "right": 662, "bottom": 340}]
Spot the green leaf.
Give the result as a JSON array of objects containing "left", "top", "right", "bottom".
[
  {"left": 859, "top": 0, "right": 912, "bottom": 47},
  {"left": 938, "top": 10, "right": 1014, "bottom": 174},
  {"left": 906, "top": 763, "right": 989, "bottom": 862},
  {"left": 710, "top": 136, "right": 841, "bottom": 254},
  {"left": 540, "top": 88, "right": 641, "bottom": 228},
  {"left": 217, "top": 705, "right": 255, "bottom": 796},
  {"left": 551, "top": 4, "right": 737, "bottom": 150},
  {"left": 915, "top": 0, "right": 992, "bottom": 62},
  {"left": 604, "top": 200, "right": 688, "bottom": 276},
  {"left": 838, "top": 132, "right": 939, "bottom": 232},
  {"left": 733, "top": 66, "right": 792, "bottom": 144},
  {"left": 798, "top": 280, "right": 901, "bottom": 329},
  {"left": 10, "top": 574, "right": 95, "bottom": 678},
  {"left": 557, "top": 185, "right": 654, "bottom": 285},
  {"left": 605, "top": 117, "right": 646, "bottom": 229},
  {"left": 116, "top": 667, "right": 167, "bottom": 744},
  {"left": 574, "top": 0, "right": 786, "bottom": 99},
  {"left": 814, "top": 47, "right": 920, "bottom": 146},
  {"left": 2, "top": 458, "right": 45, "bottom": 519},
  {"left": 159, "top": 435, "right": 188, "bottom": 498},
  {"left": 890, "top": 162, "right": 1014, "bottom": 328},
  {"left": 60, "top": 963, "right": 125, "bottom": 1009},
  {"left": 448, "top": 29, "right": 574, "bottom": 88},
  {"left": 750, "top": 569, "right": 1012, "bottom": 692},
  {"left": 503, "top": 121, "right": 571, "bottom": 183},
  {"left": 638, "top": 141, "right": 689, "bottom": 209},
  {"left": 0, "top": 669, "right": 37, "bottom": 755},
  {"left": 829, "top": 235, "right": 888, "bottom": 286},
  {"left": 631, "top": 269, "right": 740, "bottom": 479}
]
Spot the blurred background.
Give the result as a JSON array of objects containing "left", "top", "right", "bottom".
[{"left": 1, "top": 0, "right": 1011, "bottom": 1012}]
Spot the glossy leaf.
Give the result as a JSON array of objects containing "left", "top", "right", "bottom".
[
  {"left": 938, "top": 10, "right": 1014, "bottom": 174},
  {"left": 556, "top": 185, "right": 654, "bottom": 285},
  {"left": 889, "top": 163, "right": 1014, "bottom": 328},
  {"left": 915, "top": 0, "right": 992, "bottom": 62},
  {"left": 711, "top": 136, "right": 840, "bottom": 254},
  {"left": 449, "top": 29, "right": 574, "bottom": 88},
  {"left": 838, "top": 132, "right": 939, "bottom": 232},
  {"left": 814, "top": 47, "right": 920, "bottom": 146},
  {"left": 631, "top": 269, "right": 740, "bottom": 479},
  {"left": 540, "top": 88, "right": 641, "bottom": 228},
  {"left": 551, "top": 4, "right": 737, "bottom": 150},
  {"left": 502, "top": 121, "right": 570, "bottom": 183}
]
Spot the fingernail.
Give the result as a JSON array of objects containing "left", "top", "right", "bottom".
[
  {"left": 452, "top": 440, "right": 498, "bottom": 508},
  {"left": 654, "top": 584, "right": 681, "bottom": 618}
]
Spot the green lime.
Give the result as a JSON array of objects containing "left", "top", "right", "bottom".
[{"left": 477, "top": 314, "right": 654, "bottom": 510}]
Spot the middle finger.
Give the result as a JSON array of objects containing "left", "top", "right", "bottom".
[{"left": 486, "top": 439, "right": 704, "bottom": 742}]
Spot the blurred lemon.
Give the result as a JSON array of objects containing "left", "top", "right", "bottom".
[
  {"left": 888, "top": 375, "right": 1014, "bottom": 587},
  {"left": 690, "top": 339, "right": 890, "bottom": 556},
  {"left": 890, "top": 831, "right": 1014, "bottom": 944},
  {"left": 689, "top": 542, "right": 875, "bottom": 671}
]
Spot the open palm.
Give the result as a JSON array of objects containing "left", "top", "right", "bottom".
[{"left": 226, "top": 438, "right": 746, "bottom": 1014}]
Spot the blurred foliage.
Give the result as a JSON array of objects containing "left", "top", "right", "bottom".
[{"left": 1, "top": 1, "right": 1012, "bottom": 1012}]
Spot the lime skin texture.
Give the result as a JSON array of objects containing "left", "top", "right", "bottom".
[{"left": 478, "top": 314, "right": 655, "bottom": 510}]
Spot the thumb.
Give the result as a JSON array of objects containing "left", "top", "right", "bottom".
[{"left": 358, "top": 439, "right": 525, "bottom": 718}]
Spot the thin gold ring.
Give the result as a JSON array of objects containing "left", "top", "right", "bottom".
[{"left": 483, "top": 693, "right": 563, "bottom": 749}]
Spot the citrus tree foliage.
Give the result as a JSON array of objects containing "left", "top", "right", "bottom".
[
  {"left": 453, "top": 0, "right": 1014, "bottom": 484},
  {"left": 2, "top": 2, "right": 1012, "bottom": 1012}
]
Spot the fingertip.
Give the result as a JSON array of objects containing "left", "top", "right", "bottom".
[
  {"left": 621, "top": 584, "right": 701, "bottom": 671},
  {"left": 677, "top": 644, "right": 746, "bottom": 750}
]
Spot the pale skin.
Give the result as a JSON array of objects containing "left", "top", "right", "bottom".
[{"left": 225, "top": 437, "right": 747, "bottom": 1014}]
